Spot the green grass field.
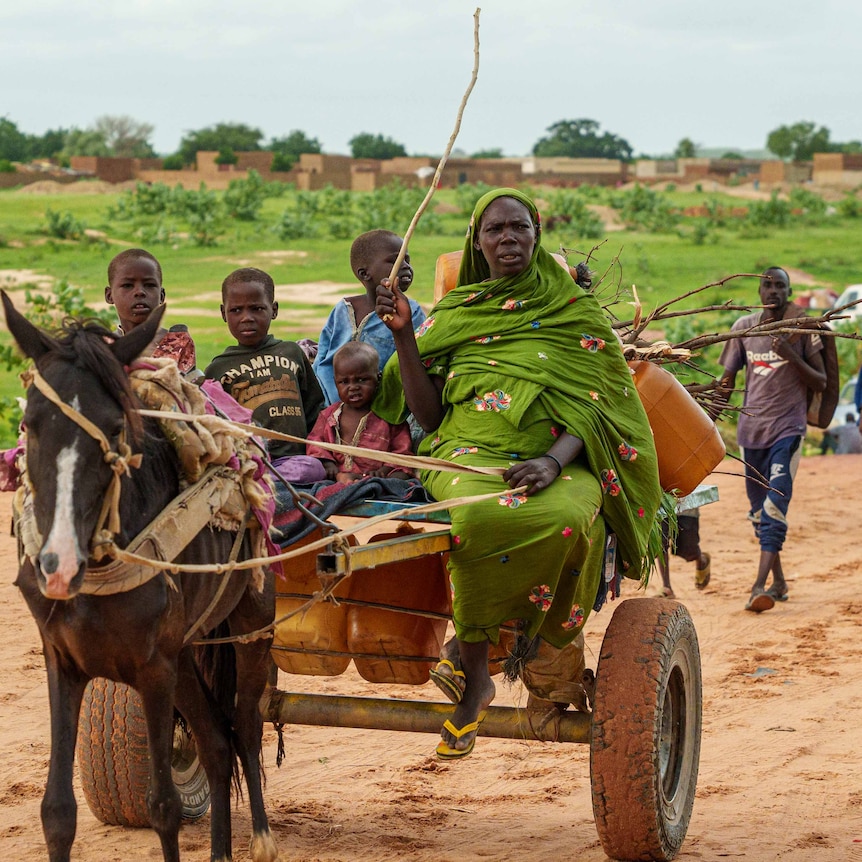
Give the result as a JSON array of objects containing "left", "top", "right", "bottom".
[{"left": 1, "top": 181, "right": 860, "bottom": 448}]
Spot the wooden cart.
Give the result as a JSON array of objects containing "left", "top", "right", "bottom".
[{"left": 77, "top": 484, "right": 716, "bottom": 862}]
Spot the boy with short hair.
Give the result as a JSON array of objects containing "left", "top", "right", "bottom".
[
  {"left": 204, "top": 267, "right": 326, "bottom": 482},
  {"left": 313, "top": 229, "right": 425, "bottom": 405},
  {"left": 306, "top": 341, "right": 414, "bottom": 482},
  {"left": 105, "top": 247, "right": 198, "bottom": 376}
]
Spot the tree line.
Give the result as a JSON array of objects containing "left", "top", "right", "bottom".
[{"left": 1, "top": 115, "right": 860, "bottom": 172}]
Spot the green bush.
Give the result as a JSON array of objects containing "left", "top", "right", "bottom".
[
  {"left": 454, "top": 182, "right": 494, "bottom": 216},
  {"left": 836, "top": 192, "right": 861, "bottom": 219},
  {"left": 0, "top": 159, "right": 15, "bottom": 173},
  {"left": 223, "top": 170, "right": 266, "bottom": 221},
  {"left": 161, "top": 154, "right": 184, "bottom": 170},
  {"left": 743, "top": 192, "right": 791, "bottom": 230},
  {"left": 43, "top": 209, "right": 85, "bottom": 239},
  {"left": 788, "top": 187, "right": 829, "bottom": 224},
  {"left": 542, "top": 188, "right": 604, "bottom": 239},
  {"left": 273, "top": 209, "right": 317, "bottom": 240},
  {"left": 609, "top": 184, "right": 680, "bottom": 232},
  {"left": 356, "top": 180, "right": 442, "bottom": 236}
]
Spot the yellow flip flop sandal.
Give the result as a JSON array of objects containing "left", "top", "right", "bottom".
[
  {"left": 435, "top": 710, "right": 487, "bottom": 760},
  {"left": 429, "top": 658, "right": 466, "bottom": 704}
]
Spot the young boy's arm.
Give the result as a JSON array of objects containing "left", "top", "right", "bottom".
[
  {"left": 300, "top": 353, "right": 326, "bottom": 430},
  {"left": 312, "top": 308, "right": 339, "bottom": 405}
]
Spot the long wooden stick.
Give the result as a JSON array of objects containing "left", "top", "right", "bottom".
[{"left": 384, "top": 7, "right": 481, "bottom": 307}]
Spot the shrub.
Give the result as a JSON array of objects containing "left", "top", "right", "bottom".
[
  {"left": 0, "top": 159, "right": 15, "bottom": 173},
  {"left": 454, "top": 182, "right": 494, "bottom": 216},
  {"left": 161, "top": 154, "right": 184, "bottom": 170},
  {"left": 788, "top": 187, "right": 829, "bottom": 223},
  {"left": 542, "top": 189, "right": 604, "bottom": 239},
  {"left": 43, "top": 209, "right": 85, "bottom": 239},
  {"left": 609, "top": 184, "right": 679, "bottom": 232},
  {"left": 274, "top": 209, "right": 317, "bottom": 240},
  {"left": 355, "top": 180, "right": 441, "bottom": 236},
  {"left": 743, "top": 192, "right": 791, "bottom": 230},
  {"left": 223, "top": 170, "right": 266, "bottom": 221},
  {"left": 837, "top": 192, "right": 860, "bottom": 219}
]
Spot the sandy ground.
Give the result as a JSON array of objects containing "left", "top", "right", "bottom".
[{"left": 2, "top": 454, "right": 862, "bottom": 862}]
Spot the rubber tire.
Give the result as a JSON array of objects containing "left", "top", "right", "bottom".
[
  {"left": 77, "top": 678, "right": 210, "bottom": 827},
  {"left": 590, "top": 598, "right": 702, "bottom": 862}
]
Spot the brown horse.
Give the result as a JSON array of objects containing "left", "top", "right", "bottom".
[{"left": 3, "top": 292, "right": 277, "bottom": 862}]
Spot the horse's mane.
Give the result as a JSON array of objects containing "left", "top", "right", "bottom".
[{"left": 40, "top": 318, "right": 144, "bottom": 441}]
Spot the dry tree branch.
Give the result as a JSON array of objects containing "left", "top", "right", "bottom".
[{"left": 383, "top": 7, "right": 481, "bottom": 310}]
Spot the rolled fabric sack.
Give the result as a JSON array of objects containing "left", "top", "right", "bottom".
[{"left": 519, "top": 634, "right": 589, "bottom": 713}]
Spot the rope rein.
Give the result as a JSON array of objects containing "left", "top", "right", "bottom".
[{"left": 28, "top": 369, "right": 142, "bottom": 549}]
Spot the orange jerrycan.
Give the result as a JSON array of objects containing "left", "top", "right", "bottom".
[
  {"left": 629, "top": 360, "right": 725, "bottom": 496},
  {"left": 272, "top": 528, "right": 356, "bottom": 676},
  {"left": 347, "top": 526, "right": 450, "bottom": 685}
]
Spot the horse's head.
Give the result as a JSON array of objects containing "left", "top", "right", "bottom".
[{"left": 2, "top": 291, "right": 166, "bottom": 599}]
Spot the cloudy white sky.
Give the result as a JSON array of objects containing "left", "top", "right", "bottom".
[{"left": 2, "top": 0, "right": 859, "bottom": 158}]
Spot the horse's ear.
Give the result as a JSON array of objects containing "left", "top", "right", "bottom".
[
  {"left": 111, "top": 304, "right": 167, "bottom": 366},
  {"left": 1, "top": 290, "right": 57, "bottom": 362}
]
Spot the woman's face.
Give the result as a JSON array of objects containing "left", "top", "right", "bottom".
[{"left": 474, "top": 197, "right": 537, "bottom": 280}]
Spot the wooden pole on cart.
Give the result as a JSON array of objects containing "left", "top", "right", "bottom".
[{"left": 382, "top": 7, "right": 481, "bottom": 317}]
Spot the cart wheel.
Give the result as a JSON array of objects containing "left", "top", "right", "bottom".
[
  {"left": 590, "top": 598, "right": 701, "bottom": 861},
  {"left": 77, "top": 678, "right": 210, "bottom": 827}
]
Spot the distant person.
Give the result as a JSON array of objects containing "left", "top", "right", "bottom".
[
  {"left": 204, "top": 267, "right": 326, "bottom": 483},
  {"left": 306, "top": 342, "right": 414, "bottom": 482},
  {"left": 313, "top": 229, "right": 425, "bottom": 405},
  {"left": 853, "top": 368, "right": 862, "bottom": 415},
  {"left": 821, "top": 413, "right": 862, "bottom": 455},
  {"left": 105, "top": 248, "right": 198, "bottom": 376},
  {"left": 714, "top": 267, "right": 826, "bottom": 612}
]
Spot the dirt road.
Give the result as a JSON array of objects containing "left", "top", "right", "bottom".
[{"left": 2, "top": 455, "right": 861, "bottom": 861}]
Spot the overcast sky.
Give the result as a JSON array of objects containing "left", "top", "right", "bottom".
[{"left": 2, "top": 0, "right": 859, "bottom": 158}]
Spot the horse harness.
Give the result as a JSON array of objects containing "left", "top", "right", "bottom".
[{"left": 16, "top": 368, "right": 256, "bottom": 601}]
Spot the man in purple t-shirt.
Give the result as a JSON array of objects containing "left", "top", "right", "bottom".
[{"left": 716, "top": 267, "right": 826, "bottom": 613}]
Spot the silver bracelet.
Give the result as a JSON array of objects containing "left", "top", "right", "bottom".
[{"left": 542, "top": 453, "right": 564, "bottom": 475}]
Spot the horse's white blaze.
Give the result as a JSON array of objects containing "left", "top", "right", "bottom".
[{"left": 40, "top": 443, "right": 85, "bottom": 597}]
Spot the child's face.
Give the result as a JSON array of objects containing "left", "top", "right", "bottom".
[
  {"left": 359, "top": 235, "right": 413, "bottom": 293},
  {"left": 221, "top": 281, "right": 278, "bottom": 348},
  {"left": 333, "top": 355, "right": 378, "bottom": 410},
  {"left": 104, "top": 257, "right": 165, "bottom": 333}
]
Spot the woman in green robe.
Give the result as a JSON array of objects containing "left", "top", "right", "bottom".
[{"left": 375, "top": 188, "right": 661, "bottom": 758}]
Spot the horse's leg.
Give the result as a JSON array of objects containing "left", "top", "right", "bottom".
[
  {"left": 229, "top": 576, "right": 277, "bottom": 862},
  {"left": 138, "top": 674, "right": 183, "bottom": 862},
  {"left": 41, "top": 647, "right": 87, "bottom": 862},
  {"left": 173, "top": 648, "right": 236, "bottom": 862}
]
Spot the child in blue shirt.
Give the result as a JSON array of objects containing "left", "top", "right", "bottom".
[{"left": 313, "top": 229, "right": 425, "bottom": 405}]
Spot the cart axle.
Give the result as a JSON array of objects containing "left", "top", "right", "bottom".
[{"left": 261, "top": 688, "right": 591, "bottom": 743}]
